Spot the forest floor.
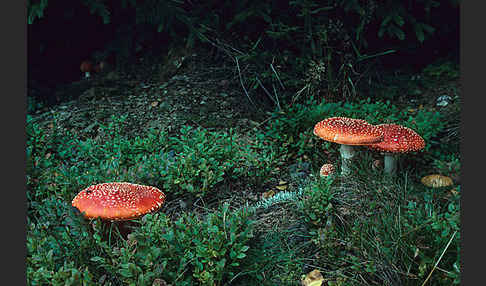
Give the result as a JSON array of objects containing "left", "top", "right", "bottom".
[{"left": 27, "top": 49, "right": 461, "bottom": 285}]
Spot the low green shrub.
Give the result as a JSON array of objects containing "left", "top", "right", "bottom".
[
  {"left": 103, "top": 203, "right": 254, "bottom": 285},
  {"left": 27, "top": 197, "right": 105, "bottom": 285},
  {"left": 423, "top": 61, "right": 460, "bottom": 82},
  {"left": 158, "top": 126, "right": 241, "bottom": 197},
  {"left": 28, "top": 199, "right": 255, "bottom": 285},
  {"left": 27, "top": 113, "right": 284, "bottom": 213},
  {"left": 298, "top": 176, "right": 335, "bottom": 227}
]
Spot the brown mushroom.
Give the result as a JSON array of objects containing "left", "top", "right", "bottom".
[
  {"left": 368, "top": 124, "right": 425, "bottom": 174},
  {"left": 314, "top": 117, "right": 383, "bottom": 175},
  {"left": 421, "top": 174, "right": 453, "bottom": 188},
  {"left": 71, "top": 182, "right": 166, "bottom": 221}
]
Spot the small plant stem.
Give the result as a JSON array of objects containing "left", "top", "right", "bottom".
[
  {"left": 420, "top": 230, "right": 457, "bottom": 286},
  {"left": 108, "top": 221, "right": 114, "bottom": 247}
]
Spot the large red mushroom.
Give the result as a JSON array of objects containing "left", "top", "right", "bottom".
[
  {"left": 72, "top": 182, "right": 166, "bottom": 221},
  {"left": 367, "top": 124, "right": 425, "bottom": 174},
  {"left": 314, "top": 117, "right": 383, "bottom": 175}
]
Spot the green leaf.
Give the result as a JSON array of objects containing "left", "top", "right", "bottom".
[
  {"left": 90, "top": 256, "right": 105, "bottom": 263},
  {"left": 393, "top": 14, "right": 404, "bottom": 26},
  {"left": 416, "top": 25, "right": 425, "bottom": 43},
  {"left": 422, "top": 23, "right": 436, "bottom": 34},
  {"left": 237, "top": 252, "right": 247, "bottom": 259}
]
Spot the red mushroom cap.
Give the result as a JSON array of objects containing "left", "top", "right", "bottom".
[
  {"left": 71, "top": 182, "right": 166, "bottom": 221},
  {"left": 319, "top": 163, "right": 335, "bottom": 177},
  {"left": 313, "top": 117, "right": 384, "bottom": 145},
  {"left": 80, "top": 61, "right": 93, "bottom": 73},
  {"left": 368, "top": 124, "right": 425, "bottom": 153}
]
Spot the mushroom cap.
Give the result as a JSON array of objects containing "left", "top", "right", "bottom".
[
  {"left": 313, "top": 117, "right": 384, "bottom": 145},
  {"left": 319, "top": 163, "right": 335, "bottom": 177},
  {"left": 72, "top": 182, "right": 166, "bottom": 221},
  {"left": 421, "top": 174, "right": 453, "bottom": 188},
  {"left": 80, "top": 61, "right": 93, "bottom": 73},
  {"left": 368, "top": 124, "right": 425, "bottom": 153},
  {"left": 93, "top": 61, "right": 106, "bottom": 73}
]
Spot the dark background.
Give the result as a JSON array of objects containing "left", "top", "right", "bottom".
[{"left": 28, "top": 0, "right": 459, "bottom": 96}]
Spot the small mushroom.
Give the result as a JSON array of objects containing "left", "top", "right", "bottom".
[
  {"left": 319, "top": 163, "right": 335, "bottom": 177},
  {"left": 93, "top": 61, "right": 107, "bottom": 73},
  {"left": 80, "top": 60, "right": 93, "bottom": 79},
  {"left": 372, "top": 159, "right": 383, "bottom": 171},
  {"left": 314, "top": 117, "right": 383, "bottom": 176},
  {"left": 368, "top": 124, "right": 425, "bottom": 174},
  {"left": 71, "top": 182, "right": 166, "bottom": 221},
  {"left": 421, "top": 174, "right": 453, "bottom": 188}
]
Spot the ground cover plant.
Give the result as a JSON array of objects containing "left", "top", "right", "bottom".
[{"left": 27, "top": 63, "right": 460, "bottom": 284}]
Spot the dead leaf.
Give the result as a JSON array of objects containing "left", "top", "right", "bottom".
[
  {"left": 275, "top": 180, "right": 288, "bottom": 191},
  {"left": 449, "top": 187, "right": 459, "bottom": 196},
  {"left": 301, "top": 269, "right": 324, "bottom": 286},
  {"left": 262, "top": 190, "right": 275, "bottom": 199}
]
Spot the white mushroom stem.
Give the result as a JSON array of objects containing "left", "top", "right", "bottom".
[
  {"left": 340, "top": 144, "right": 356, "bottom": 176},
  {"left": 383, "top": 153, "right": 397, "bottom": 174},
  {"left": 85, "top": 72, "right": 91, "bottom": 78}
]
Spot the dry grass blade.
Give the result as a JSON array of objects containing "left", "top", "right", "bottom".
[
  {"left": 420, "top": 230, "right": 458, "bottom": 286},
  {"left": 236, "top": 56, "right": 256, "bottom": 108}
]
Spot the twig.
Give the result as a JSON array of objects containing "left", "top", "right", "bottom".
[
  {"left": 255, "top": 76, "right": 280, "bottom": 111},
  {"left": 272, "top": 83, "right": 281, "bottom": 111},
  {"left": 270, "top": 63, "right": 285, "bottom": 90},
  {"left": 420, "top": 230, "right": 457, "bottom": 286},
  {"left": 235, "top": 57, "right": 256, "bottom": 108},
  {"left": 292, "top": 84, "right": 309, "bottom": 106}
]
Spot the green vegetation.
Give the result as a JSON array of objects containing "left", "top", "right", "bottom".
[{"left": 27, "top": 64, "right": 461, "bottom": 283}]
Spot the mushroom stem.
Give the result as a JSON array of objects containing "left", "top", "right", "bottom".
[
  {"left": 383, "top": 153, "right": 397, "bottom": 174},
  {"left": 340, "top": 144, "right": 356, "bottom": 176}
]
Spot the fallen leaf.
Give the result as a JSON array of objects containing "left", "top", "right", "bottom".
[
  {"left": 262, "top": 190, "right": 276, "bottom": 199},
  {"left": 275, "top": 180, "right": 288, "bottom": 191},
  {"left": 301, "top": 269, "right": 324, "bottom": 286}
]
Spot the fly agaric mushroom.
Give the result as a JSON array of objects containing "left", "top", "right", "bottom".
[
  {"left": 314, "top": 117, "right": 383, "bottom": 176},
  {"left": 421, "top": 174, "right": 453, "bottom": 188},
  {"left": 80, "top": 60, "right": 93, "bottom": 78},
  {"left": 320, "top": 163, "right": 335, "bottom": 177},
  {"left": 71, "top": 182, "right": 166, "bottom": 221},
  {"left": 368, "top": 124, "right": 425, "bottom": 175}
]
